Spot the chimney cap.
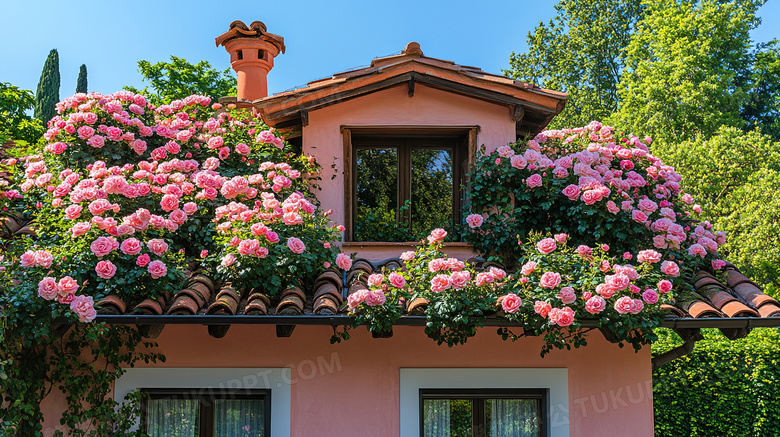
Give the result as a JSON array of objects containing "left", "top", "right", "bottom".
[
  {"left": 215, "top": 20, "right": 285, "bottom": 54},
  {"left": 402, "top": 42, "right": 423, "bottom": 57}
]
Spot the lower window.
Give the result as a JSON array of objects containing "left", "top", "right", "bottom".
[
  {"left": 420, "top": 389, "right": 545, "bottom": 437},
  {"left": 141, "top": 388, "right": 270, "bottom": 437}
]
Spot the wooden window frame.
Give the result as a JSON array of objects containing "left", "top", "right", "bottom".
[
  {"left": 141, "top": 388, "right": 271, "bottom": 437},
  {"left": 419, "top": 388, "right": 547, "bottom": 437},
  {"left": 342, "top": 125, "right": 479, "bottom": 242}
]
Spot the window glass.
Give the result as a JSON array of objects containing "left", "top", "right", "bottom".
[
  {"left": 355, "top": 147, "right": 400, "bottom": 241},
  {"left": 485, "top": 398, "right": 540, "bottom": 437},
  {"left": 411, "top": 148, "right": 453, "bottom": 238},
  {"left": 147, "top": 398, "right": 200, "bottom": 437},
  {"left": 423, "top": 399, "right": 472, "bottom": 437},
  {"left": 213, "top": 399, "right": 266, "bottom": 437}
]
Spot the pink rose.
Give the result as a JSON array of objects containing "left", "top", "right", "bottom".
[
  {"left": 465, "top": 214, "right": 484, "bottom": 228},
  {"left": 637, "top": 249, "right": 662, "bottom": 264},
  {"left": 562, "top": 184, "right": 580, "bottom": 200},
  {"left": 607, "top": 201, "right": 620, "bottom": 214},
  {"left": 658, "top": 280, "right": 673, "bottom": 294},
  {"left": 596, "top": 283, "right": 614, "bottom": 299},
  {"left": 170, "top": 209, "right": 187, "bottom": 225},
  {"left": 336, "top": 253, "right": 352, "bottom": 270},
  {"left": 553, "top": 233, "right": 568, "bottom": 243},
  {"left": 585, "top": 295, "right": 606, "bottom": 315},
  {"left": 604, "top": 273, "right": 630, "bottom": 291},
  {"left": 147, "top": 239, "right": 169, "bottom": 256},
  {"left": 501, "top": 293, "right": 522, "bottom": 314},
  {"left": 489, "top": 267, "right": 506, "bottom": 280},
  {"left": 581, "top": 189, "right": 602, "bottom": 205},
  {"left": 556, "top": 286, "right": 576, "bottom": 304},
  {"left": 536, "top": 238, "right": 557, "bottom": 254},
  {"left": 58, "top": 276, "right": 79, "bottom": 294},
  {"left": 389, "top": 272, "right": 406, "bottom": 288},
  {"left": 90, "top": 236, "right": 118, "bottom": 258},
  {"left": 347, "top": 289, "right": 368, "bottom": 310},
  {"left": 614, "top": 296, "right": 633, "bottom": 314},
  {"left": 712, "top": 259, "right": 726, "bottom": 270},
  {"left": 576, "top": 245, "right": 593, "bottom": 259},
  {"left": 33, "top": 250, "right": 53, "bottom": 268},
  {"left": 70, "top": 295, "right": 96, "bottom": 323},
  {"left": 221, "top": 253, "right": 236, "bottom": 267},
  {"left": 120, "top": 238, "right": 142, "bottom": 255},
  {"left": 95, "top": 260, "right": 117, "bottom": 279},
  {"left": 475, "top": 272, "right": 494, "bottom": 286},
  {"left": 526, "top": 174, "right": 543, "bottom": 188},
  {"left": 238, "top": 239, "right": 261, "bottom": 256},
  {"left": 287, "top": 237, "right": 306, "bottom": 254},
  {"left": 632, "top": 210, "right": 648, "bottom": 223},
  {"left": 642, "top": 289, "right": 659, "bottom": 304},
  {"left": 431, "top": 274, "right": 452, "bottom": 292},
  {"left": 136, "top": 253, "right": 151, "bottom": 267},
  {"left": 400, "top": 251, "right": 415, "bottom": 261},
  {"left": 539, "top": 271, "right": 561, "bottom": 289},
  {"left": 265, "top": 231, "right": 280, "bottom": 243},
  {"left": 660, "top": 261, "right": 680, "bottom": 277},
  {"left": 38, "top": 277, "right": 59, "bottom": 300},
  {"left": 549, "top": 307, "right": 575, "bottom": 326},
  {"left": 428, "top": 258, "right": 446, "bottom": 272},
  {"left": 367, "top": 274, "right": 384, "bottom": 287},
  {"left": 534, "top": 301, "right": 552, "bottom": 318},
  {"left": 427, "top": 228, "right": 448, "bottom": 244},
  {"left": 160, "top": 194, "right": 180, "bottom": 212},
  {"left": 450, "top": 270, "right": 471, "bottom": 289},
  {"left": 521, "top": 261, "right": 537, "bottom": 276},
  {"left": 630, "top": 299, "right": 644, "bottom": 314},
  {"left": 147, "top": 260, "right": 168, "bottom": 279},
  {"left": 510, "top": 155, "right": 528, "bottom": 169},
  {"left": 365, "top": 289, "right": 386, "bottom": 307},
  {"left": 65, "top": 204, "right": 83, "bottom": 220},
  {"left": 687, "top": 244, "right": 706, "bottom": 258}
]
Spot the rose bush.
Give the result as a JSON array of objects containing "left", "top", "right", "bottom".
[{"left": 464, "top": 121, "right": 726, "bottom": 282}]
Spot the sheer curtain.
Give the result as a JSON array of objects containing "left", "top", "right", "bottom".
[
  {"left": 213, "top": 399, "right": 265, "bottom": 437},
  {"left": 424, "top": 399, "right": 451, "bottom": 437},
  {"left": 488, "top": 399, "right": 539, "bottom": 437},
  {"left": 147, "top": 398, "right": 199, "bottom": 437}
]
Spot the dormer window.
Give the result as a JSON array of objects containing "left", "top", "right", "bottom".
[{"left": 343, "top": 127, "right": 477, "bottom": 243}]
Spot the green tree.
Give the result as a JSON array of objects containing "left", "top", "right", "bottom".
[
  {"left": 34, "top": 49, "right": 60, "bottom": 125},
  {"left": 76, "top": 64, "right": 88, "bottom": 94},
  {"left": 124, "top": 56, "right": 236, "bottom": 107},
  {"left": 505, "top": 0, "right": 646, "bottom": 128},
  {"left": 0, "top": 82, "right": 43, "bottom": 145},
  {"left": 613, "top": 0, "right": 763, "bottom": 143},
  {"left": 739, "top": 40, "right": 780, "bottom": 141}
]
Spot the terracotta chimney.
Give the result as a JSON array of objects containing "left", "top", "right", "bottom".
[{"left": 216, "top": 20, "right": 286, "bottom": 101}]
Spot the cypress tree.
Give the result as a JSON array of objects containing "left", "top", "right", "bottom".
[
  {"left": 76, "top": 64, "right": 88, "bottom": 94},
  {"left": 34, "top": 49, "right": 60, "bottom": 125}
]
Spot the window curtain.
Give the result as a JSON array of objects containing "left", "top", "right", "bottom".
[
  {"left": 147, "top": 399, "right": 199, "bottom": 437},
  {"left": 213, "top": 399, "right": 265, "bottom": 437},
  {"left": 488, "top": 399, "right": 539, "bottom": 437},
  {"left": 423, "top": 399, "right": 451, "bottom": 437}
]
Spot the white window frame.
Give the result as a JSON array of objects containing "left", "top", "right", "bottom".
[
  {"left": 399, "top": 368, "right": 569, "bottom": 437},
  {"left": 114, "top": 367, "right": 291, "bottom": 437}
]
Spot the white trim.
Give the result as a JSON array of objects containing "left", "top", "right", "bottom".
[
  {"left": 115, "top": 367, "right": 291, "bottom": 437},
  {"left": 399, "top": 368, "right": 569, "bottom": 437}
]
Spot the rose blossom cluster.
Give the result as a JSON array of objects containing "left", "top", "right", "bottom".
[
  {"left": 513, "top": 233, "right": 677, "bottom": 328},
  {"left": 347, "top": 271, "right": 408, "bottom": 310},
  {"left": 471, "top": 121, "right": 726, "bottom": 268}
]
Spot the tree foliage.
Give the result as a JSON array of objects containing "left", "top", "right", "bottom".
[
  {"left": 505, "top": 0, "right": 646, "bottom": 128},
  {"left": 34, "top": 49, "right": 60, "bottom": 125},
  {"left": 0, "top": 82, "right": 43, "bottom": 145},
  {"left": 124, "top": 56, "right": 236, "bottom": 107},
  {"left": 739, "top": 40, "right": 780, "bottom": 141},
  {"left": 76, "top": 64, "right": 88, "bottom": 94},
  {"left": 613, "top": 0, "right": 763, "bottom": 143}
]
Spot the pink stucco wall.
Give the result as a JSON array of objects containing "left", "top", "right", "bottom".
[
  {"left": 41, "top": 325, "right": 653, "bottom": 436},
  {"left": 302, "top": 84, "right": 517, "bottom": 260}
]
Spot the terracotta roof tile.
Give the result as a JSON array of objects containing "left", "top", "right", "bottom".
[{"left": 94, "top": 259, "right": 780, "bottom": 338}]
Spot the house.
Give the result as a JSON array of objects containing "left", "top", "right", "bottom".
[{"left": 38, "top": 20, "right": 780, "bottom": 437}]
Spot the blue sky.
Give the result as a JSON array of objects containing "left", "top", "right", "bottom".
[{"left": 1, "top": 0, "right": 778, "bottom": 99}]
